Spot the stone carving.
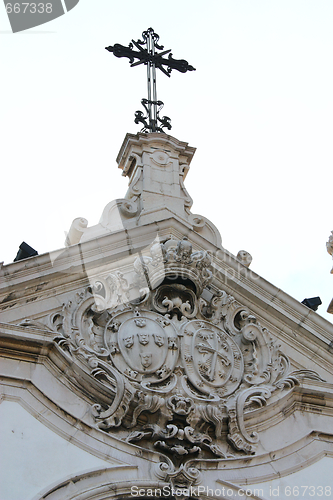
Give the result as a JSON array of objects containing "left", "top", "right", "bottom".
[
  {"left": 154, "top": 461, "right": 202, "bottom": 492},
  {"left": 236, "top": 250, "right": 252, "bottom": 268},
  {"left": 151, "top": 149, "right": 170, "bottom": 166},
  {"left": 153, "top": 284, "right": 197, "bottom": 319},
  {"left": 167, "top": 395, "right": 194, "bottom": 415},
  {"left": 106, "top": 309, "right": 178, "bottom": 383},
  {"left": 134, "top": 236, "right": 212, "bottom": 295},
  {"left": 127, "top": 421, "right": 225, "bottom": 458},
  {"left": 118, "top": 198, "right": 139, "bottom": 217},
  {"left": 90, "top": 271, "right": 130, "bottom": 312},
  {"left": 181, "top": 320, "right": 243, "bottom": 397},
  {"left": 65, "top": 217, "right": 88, "bottom": 246},
  {"left": 17, "top": 318, "right": 54, "bottom": 332},
  {"left": 45, "top": 237, "right": 324, "bottom": 471}
]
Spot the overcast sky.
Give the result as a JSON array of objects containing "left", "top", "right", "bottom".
[{"left": 1, "top": 1, "right": 332, "bottom": 322}]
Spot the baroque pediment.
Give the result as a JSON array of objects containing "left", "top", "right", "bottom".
[{"left": 37, "top": 237, "right": 324, "bottom": 477}]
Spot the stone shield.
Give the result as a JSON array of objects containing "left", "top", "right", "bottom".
[{"left": 105, "top": 310, "right": 178, "bottom": 382}]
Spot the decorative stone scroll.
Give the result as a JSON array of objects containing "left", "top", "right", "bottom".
[{"left": 45, "top": 237, "right": 324, "bottom": 471}]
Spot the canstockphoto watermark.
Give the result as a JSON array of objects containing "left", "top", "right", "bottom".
[
  {"left": 3, "top": 0, "right": 80, "bottom": 33},
  {"left": 130, "top": 486, "right": 264, "bottom": 498}
]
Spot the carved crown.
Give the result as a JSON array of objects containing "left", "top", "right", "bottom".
[{"left": 134, "top": 237, "right": 212, "bottom": 296}]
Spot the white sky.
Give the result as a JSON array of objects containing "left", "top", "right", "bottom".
[{"left": 1, "top": 1, "right": 332, "bottom": 322}]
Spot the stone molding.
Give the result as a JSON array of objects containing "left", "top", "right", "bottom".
[
  {"left": 1, "top": 328, "right": 333, "bottom": 499},
  {"left": 2, "top": 380, "right": 333, "bottom": 482},
  {"left": 24, "top": 435, "right": 333, "bottom": 500},
  {"left": 1, "top": 131, "right": 333, "bottom": 500},
  {"left": 1, "top": 228, "right": 333, "bottom": 499},
  {"left": 2, "top": 223, "right": 332, "bottom": 351},
  {"left": 1, "top": 236, "right": 333, "bottom": 499}
]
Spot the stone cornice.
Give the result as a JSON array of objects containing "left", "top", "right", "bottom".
[
  {"left": 116, "top": 132, "right": 196, "bottom": 176},
  {"left": 1, "top": 220, "right": 333, "bottom": 362},
  {"left": 1, "top": 339, "right": 333, "bottom": 483}
]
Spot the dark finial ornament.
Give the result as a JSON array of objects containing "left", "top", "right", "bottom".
[{"left": 106, "top": 28, "right": 195, "bottom": 133}]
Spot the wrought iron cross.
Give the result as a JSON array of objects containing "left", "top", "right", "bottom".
[{"left": 106, "top": 28, "right": 195, "bottom": 133}]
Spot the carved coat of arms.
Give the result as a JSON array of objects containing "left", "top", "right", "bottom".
[
  {"left": 106, "top": 310, "right": 178, "bottom": 382},
  {"left": 51, "top": 237, "right": 323, "bottom": 486},
  {"left": 182, "top": 320, "right": 243, "bottom": 397}
]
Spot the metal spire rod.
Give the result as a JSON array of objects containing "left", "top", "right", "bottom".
[
  {"left": 146, "top": 29, "right": 156, "bottom": 130},
  {"left": 106, "top": 28, "right": 195, "bottom": 133}
]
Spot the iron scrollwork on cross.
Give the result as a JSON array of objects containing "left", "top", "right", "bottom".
[
  {"left": 106, "top": 28, "right": 195, "bottom": 133},
  {"left": 134, "top": 99, "right": 171, "bottom": 134}
]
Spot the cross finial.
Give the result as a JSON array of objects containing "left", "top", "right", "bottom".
[{"left": 106, "top": 28, "right": 195, "bottom": 133}]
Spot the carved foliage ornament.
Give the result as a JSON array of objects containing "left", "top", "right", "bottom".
[{"left": 47, "top": 237, "right": 324, "bottom": 471}]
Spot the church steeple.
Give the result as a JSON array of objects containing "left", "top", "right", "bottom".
[
  {"left": 66, "top": 30, "right": 218, "bottom": 247},
  {"left": 78, "top": 131, "right": 221, "bottom": 248},
  {"left": 117, "top": 132, "right": 195, "bottom": 221}
]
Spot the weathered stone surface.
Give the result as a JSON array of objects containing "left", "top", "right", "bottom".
[{"left": 1, "top": 133, "right": 333, "bottom": 500}]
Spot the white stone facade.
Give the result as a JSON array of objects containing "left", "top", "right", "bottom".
[
  {"left": 1, "top": 133, "right": 333, "bottom": 500},
  {"left": 327, "top": 230, "right": 333, "bottom": 314}
]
